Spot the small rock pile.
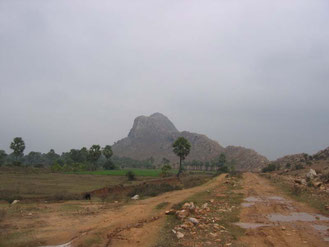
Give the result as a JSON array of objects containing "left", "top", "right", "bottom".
[
  {"left": 293, "top": 169, "right": 328, "bottom": 192},
  {"left": 165, "top": 200, "right": 226, "bottom": 241}
]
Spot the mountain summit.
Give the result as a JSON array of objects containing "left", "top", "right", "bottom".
[{"left": 112, "top": 113, "right": 268, "bottom": 171}]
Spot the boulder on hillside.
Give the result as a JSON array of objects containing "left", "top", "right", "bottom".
[{"left": 306, "top": 169, "right": 317, "bottom": 179}]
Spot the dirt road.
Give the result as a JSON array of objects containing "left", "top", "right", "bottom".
[
  {"left": 237, "top": 173, "right": 329, "bottom": 247},
  {"left": 40, "top": 174, "right": 226, "bottom": 247}
]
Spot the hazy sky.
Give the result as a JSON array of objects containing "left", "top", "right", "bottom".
[{"left": 1, "top": 0, "right": 329, "bottom": 160}]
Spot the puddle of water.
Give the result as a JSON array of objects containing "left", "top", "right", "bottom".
[
  {"left": 268, "top": 212, "right": 329, "bottom": 222},
  {"left": 41, "top": 242, "right": 71, "bottom": 247},
  {"left": 235, "top": 222, "right": 270, "bottom": 229},
  {"left": 242, "top": 202, "right": 254, "bottom": 207},
  {"left": 244, "top": 197, "right": 262, "bottom": 202}
]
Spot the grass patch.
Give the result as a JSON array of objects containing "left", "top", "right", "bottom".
[
  {"left": 154, "top": 176, "right": 245, "bottom": 247},
  {"left": 0, "top": 170, "right": 142, "bottom": 201}
]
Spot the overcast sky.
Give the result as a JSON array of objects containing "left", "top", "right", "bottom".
[{"left": 1, "top": 0, "right": 329, "bottom": 160}]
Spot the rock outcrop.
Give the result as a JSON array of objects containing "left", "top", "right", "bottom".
[{"left": 112, "top": 113, "right": 268, "bottom": 171}]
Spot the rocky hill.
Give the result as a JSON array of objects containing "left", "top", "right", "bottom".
[
  {"left": 112, "top": 113, "right": 268, "bottom": 171},
  {"left": 271, "top": 147, "right": 329, "bottom": 171},
  {"left": 224, "top": 146, "right": 269, "bottom": 171}
]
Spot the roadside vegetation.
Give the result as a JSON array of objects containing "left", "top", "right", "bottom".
[
  {"left": 262, "top": 173, "right": 329, "bottom": 215},
  {"left": 154, "top": 174, "right": 245, "bottom": 247}
]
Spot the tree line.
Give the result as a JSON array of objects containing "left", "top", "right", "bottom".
[
  {"left": 0, "top": 137, "right": 116, "bottom": 171},
  {"left": 0, "top": 137, "right": 232, "bottom": 175}
]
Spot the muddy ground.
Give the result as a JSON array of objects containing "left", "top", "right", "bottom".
[{"left": 1, "top": 173, "right": 329, "bottom": 247}]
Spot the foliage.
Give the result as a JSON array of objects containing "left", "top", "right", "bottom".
[
  {"left": 126, "top": 170, "right": 136, "bottom": 181},
  {"left": 10, "top": 137, "right": 25, "bottom": 164},
  {"left": 0, "top": 150, "right": 7, "bottom": 166},
  {"left": 261, "top": 163, "right": 277, "bottom": 173},
  {"left": 102, "top": 145, "right": 113, "bottom": 160},
  {"left": 103, "top": 160, "right": 116, "bottom": 170},
  {"left": 172, "top": 137, "right": 191, "bottom": 177},
  {"left": 294, "top": 164, "right": 305, "bottom": 170},
  {"left": 160, "top": 164, "right": 172, "bottom": 177},
  {"left": 88, "top": 145, "right": 102, "bottom": 170}
]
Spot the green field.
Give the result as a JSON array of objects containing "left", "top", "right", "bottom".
[{"left": 69, "top": 168, "right": 177, "bottom": 177}]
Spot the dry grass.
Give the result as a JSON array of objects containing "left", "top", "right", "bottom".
[{"left": 0, "top": 169, "right": 149, "bottom": 202}]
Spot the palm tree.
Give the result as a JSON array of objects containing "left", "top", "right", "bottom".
[{"left": 172, "top": 137, "right": 191, "bottom": 178}]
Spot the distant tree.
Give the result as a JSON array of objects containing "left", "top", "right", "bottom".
[
  {"left": 102, "top": 145, "right": 113, "bottom": 160},
  {"left": 25, "top": 151, "right": 43, "bottom": 166},
  {"left": 69, "top": 149, "right": 84, "bottom": 163},
  {"left": 79, "top": 147, "right": 89, "bottom": 163},
  {"left": 0, "top": 150, "right": 7, "bottom": 166},
  {"left": 10, "top": 137, "right": 25, "bottom": 165},
  {"left": 45, "top": 149, "right": 60, "bottom": 165},
  {"left": 102, "top": 145, "right": 115, "bottom": 170},
  {"left": 88, "top": 145, "right": 102, "bottom": 170},
  {"left": 261, "top": 163, "right": 277, "bottom": 173},
  {"left": 162, "top": 157, "right": 170, "bottom": 165},
  {"left": 172, "top": 137, "right": 191, "bottom": 178}
]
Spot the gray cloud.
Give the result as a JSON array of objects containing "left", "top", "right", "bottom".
[{"left": 1, "top": 0, "right": 329, "bottom": 160}]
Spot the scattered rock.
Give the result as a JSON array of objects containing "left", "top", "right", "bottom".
[
  {"left": 11, "top": 200, "right": 20, "bottom": 205},
  {"left": 176, "top": 231, "right": 184, "bottom": 239},
  {"left": 176, "top": 210, "right": 189, "bottom": 219},
  {"left": 202, "top": 203, "right": 208, "bottom": 209},
  {"left": 188, "top": 217, "right": 199, "bottom": 225},
  {"left": 131, "top": 195, "right": 139, "bottom": 200},
  {"left": 306, "top": 169, "right": 317, "bottom": 179},
  {"left": 313, "top": 181, "right": 322, "bottom": 188},
  {"left": 165, "top": 209, "right": 176, "bottom": 215},
  {"left": 294, "top": 178, "right": 307, "bottom": 186},
  {"left": 28, "top": 212, "right": 33, "bottom": 216}
]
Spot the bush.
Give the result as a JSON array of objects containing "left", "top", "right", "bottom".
[
  {"left": 103, "top": 160, "right": 116, "bottom": 170},
  {"left": 160, "top": 164, "right": 172, "bottom": 177},
  {"left": 126, "top": 171, "right": 136, "bottom": 181},
  {"left": 262, "top": 163, "right": 276, "bottom": 173},
  {"left": 294, "top": 164, "right": 305, "bottom": 170},
  {"left": 217, "top": 165, "right": 229, "bottom": 174},
  {"left": 285, "top": 163, "right": 292, "bottom": 169}
]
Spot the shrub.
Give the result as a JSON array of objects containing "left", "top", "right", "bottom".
[
  {"left": 103, "top": 160, "right": 116, "bottom": 170},
  {"left": 126, "top": 171, "right": 136, "bottom": 181},
  {"left": 285, "top": 163, "right": 292, "bottom": 169},
  {"left": 294, "top": 164, "right": 305, "bottom": 170},
  {"left": 160, "top": 164, "right": 172, "bottom": 177},
  {"left": 262, "top": 163, "right": 276, "bottom": 173}
]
